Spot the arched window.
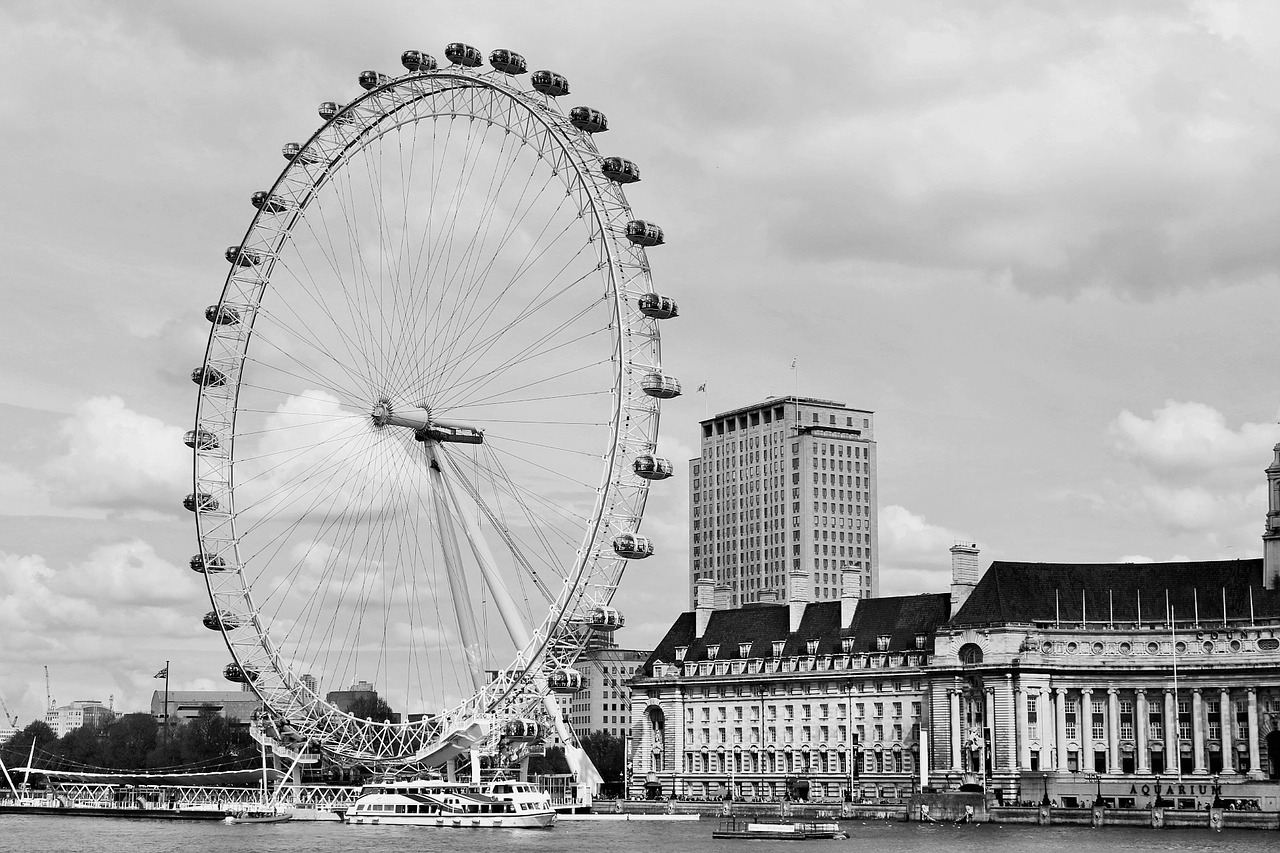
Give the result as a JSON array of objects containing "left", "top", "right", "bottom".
[{"left": 959, "top": 643, "right": 984, "bottom": 665}]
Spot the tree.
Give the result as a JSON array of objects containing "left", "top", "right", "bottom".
[
  {"left": 346, "top": 694, "right": 396, "bottom": 723},
  {"left": 526, "top": 745, "right": 570, "bottom": 776},
  {"left": 56, "top": 722, "right": 107, "bottom": 769},
  {"left": 579, "top": 730, "right": 624, "bottom": 785},
  {"left": 179, "top": 705, "right": 233, "bottom": 765},
  {"left": 101, "top": 713, "right": 157, "bottom": 770},
  {"left": 1, "top": 720, "right": 57, "bottom": 778}
]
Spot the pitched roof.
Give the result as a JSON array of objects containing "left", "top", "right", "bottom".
[
  {"left": 950, "top": 559, "right": 1280, "bottom": 626},
  {"left": 640, "top": 594, "right": 952, "bottom": 676}
]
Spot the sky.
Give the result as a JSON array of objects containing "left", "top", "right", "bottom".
[{"left": 2, "top": 0, "right": 1280, "bottom": 727}]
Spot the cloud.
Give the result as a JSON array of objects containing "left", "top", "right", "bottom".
[
  {"left": 1109, "top": 400, "right": 1279, "bottom": 480},
  {"left": 878, "top": 505, "right": 970, "bottom": 595},
  {"left": 43, "top": 397, "right": 189, "bottom": 517}
]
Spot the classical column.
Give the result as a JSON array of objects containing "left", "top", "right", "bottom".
[
  {"left": 1247, "top": 688, "right": 1262, "bottom": 779},
  {"left": 1191, "top": 688, "right": 1207, "bottom": 774},
  {"left": 1107, "top": 687, "right": 1121, "bottom": 773},
  {"left": 949, "top": 689, "right": 962, "bottom": 771},
  {"left": 1015, "top": 685, "right": 1031, "bottom": 771},
  {"left": 1055, "top": 687, "right": 1069, "bottom": 771},
  {"left": 1136, "top": 689, "right": 1150, "bottom": 774},
  {"left": 1163, "top": 688, "right": 1177, "bottom": 772},
  {"left": 1219, "top": 688, "right": 1235, "bottom": 775},
  {"left": 984, "top": 687, "right": 996, "bottom": 773},
  {"left": 1080, "top": 687, "right": 1094, "bottom": 772}
]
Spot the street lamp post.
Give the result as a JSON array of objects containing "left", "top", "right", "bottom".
[{"left": 1091, "top": 772, "right": 1102, "bottom": 807}]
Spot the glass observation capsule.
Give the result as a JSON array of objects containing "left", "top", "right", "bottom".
[
  {"left": 189, "top": 553, "right": 229, "bottom": 573},
  {"left": 585, "top": 606, "right": 625, "bottom": 631},
  {"left": 401, "top": 50, "right": 438, "bottom": 73},
  {"left": 282, "top": 143, "right": 320, "bottom": 165},
  {"left": 223, "top": 662, "right": 258, "bottom": 684},
  {"left": 445, "top": 42, "right": 483, "bottom": 67},
  {"left": 601, "top": 157, "right": 640, "bottom": 184},
  {"left": 489, "top": 49, "right": 526, "bottom": 75},
  {"left": 205, "top": 304, "right": 240, "bottom": 326},
  {"left": 625, "top": 220, "right": 664, "bottom": 247},
  {"left": 224, "top": 246, "right": 262, "bottom": 267},
  {"left": 612, "top": 533, "right": 654, "bottom": 559},
  {"left": 569, "top": 106, "right": 608, "bottom": 133},
  {"left": 640, "top": 372, "right": 681, "bottom": 399},
  {"left": 547, "top": 668, "right": 582, "bottom": 694},
  {"left": 191, "top": 367, "right": 228, "bottom": 388},
  {"left": 502, "top": 718, "right": 545, "bottom": 740},
  {"left": 637, "top": 293, "right": 678, "bottom": 320},
  {"left": 203, "top": 610, "right": 243, "bottom": 631},
  {"left": 251, "top": 190, "right": 289, "bottom": 213},
  {"left": 633, "top": 454, "right": 674, "bottom": 480},
  {"left": 358, "top": 70, "right": 391, "bottom": 90},
  {"left": 531, "top": 70, "right": 570, "bottom": 96},
  {"left": 183, "top": 429, "right": 219, "bottom": 451},
  {"left": 184, "top": 492, "right": 218, "bottom": 513}
]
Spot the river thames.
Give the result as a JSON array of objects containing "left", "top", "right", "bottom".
[{"left": 1, "top": 816, "right": 1276, "bottom": 853}]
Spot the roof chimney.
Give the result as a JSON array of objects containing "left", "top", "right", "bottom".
[
  {"left": 788, "top": 569, "right": 810, "bottom": 634},
  {"left": 756, "top": 588, "right": 779, "bottom": 605},
  {"left": 714, "top": 583, "right": 732, "bottom": 612},
  {"left": 695, "top": 578, "right": 716, "bottom": 639},
  {"left": 950, "top": 542, "right": 981, "bottom": 613},
  {"left": 840, "top": 564, "right": 861, "bottom": 627}
]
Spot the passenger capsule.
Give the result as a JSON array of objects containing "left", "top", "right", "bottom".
[
  {"left": 612, "top": 533, "right": 654, "bottom": 559},
  {"left": 191, "top": 366, "right": 228, "bottom": 388},
  {"left": 502, "top": 718, "right": 545, "bottom": 741},
  {"left": 319, "top": 102, "right": 358, "bottom": 127},
  {"left": 203, "top": 610, "right": 243, "bottom": 631},
  {"left": 586, "top": 606, "right": 625, "bottom": 631},
  {"left": 625, "top": 220, "right": 664, "bottom": 247},
  {"left": 640, "top": 372, "right": 681, "bottom": 399},
  {"left": 205, "top": 304, "right": 240, "bottom": 326},
  {"left": 250, "top": 191, "right": 289, "bottom": 213},
  {"left": 223, "top": 662, "right": 258, "bottom": 684},
  {"left": 445, "top": 43, "right": 483, "bottom": 67},
  {"left": 183, "top": 429, "right": 220, "bottom": 451},
  {"left": 569, "top": 107, "right": 608, "bottom": 133},
  {"left": 358, "top": 70, "right": 391, "bottom": 90},
  {"left": 183, "top": 492, "right": 218, "bottom": 513},
  {"left": 531, "top": 70, "right": 570, "bottom": 96},
  {"left": 189, "top": 553, "right": 229, "bottom": 573},
  {"left": 547, "top": 668, "right": 582, "bottom": 694},
  {"left": 601, "top": 157, "right": 640, "bottom": 184},
  {"left": 401, "top": 50, "right": 438, "bottom": 73},
  {"left": 489, "top": 49, "right": 527, "bottom": 75},
  {"left": 633, "top": 454, "right": 674, "bottom": 481},
  {"left": 282, "top": 142, "right": 320, "bottom": 165},
  {"left": 224, "top": 245, "right": 262, "bottom": 267},
  {"left": 638, "top": 293, "right": 678, "bottom": 320}
]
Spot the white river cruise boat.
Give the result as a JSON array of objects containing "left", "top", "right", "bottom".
[{"left": 343, "top": 779, "right": 556, "bottom": 828}]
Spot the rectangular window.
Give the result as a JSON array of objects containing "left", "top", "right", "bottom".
[{"left": 1026, "top": 695, "right": 1038, "bottom": 726}]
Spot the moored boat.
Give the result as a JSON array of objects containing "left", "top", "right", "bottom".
[{"left": 342, "top": 779, "right": 556, "bottom": 828}]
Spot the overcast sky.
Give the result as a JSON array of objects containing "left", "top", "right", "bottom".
[{"left": 2, "top": 0, "right": 1279, "bottom": 726}]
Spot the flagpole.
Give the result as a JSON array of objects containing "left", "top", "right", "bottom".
[{"left": 163, "top": 661, "right": 170, "bottom": 742}]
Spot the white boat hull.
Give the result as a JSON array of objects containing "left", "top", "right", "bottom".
[{"left": 344, "top": 811, "right": 555, "bottom": 828}]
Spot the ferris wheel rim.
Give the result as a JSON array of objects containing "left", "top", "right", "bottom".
[{"left": 190, "top": 56, "right": 666, "bottom": 766}]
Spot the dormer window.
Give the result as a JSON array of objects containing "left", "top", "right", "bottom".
[
  {"left": 841, "top": 638, "right": 856, "bottom": 654},
  {"left": 914, "top": 634, "right": 927, "bottom": 650},
  {"left": 674, "top": 646, "right": 688, "bottom": 662},
  {"left": 772, "top": 640, "right": 785, "bottom": 657},
  {"left": 806, "top": 639, "right": 819, "bottom": 655},
  {"left": 707, "top": 644, "right": 720, "bottom": 660},
  {"left": 876, "top": 635, "right": 891, "bottom": 652},
  {"left": 739, "top": 642, "right": 752, "bottom": 658}
]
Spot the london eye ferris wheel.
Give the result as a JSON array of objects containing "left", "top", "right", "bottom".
[{"left": 184, "top": 43, "right": 680, "bottom": 769}]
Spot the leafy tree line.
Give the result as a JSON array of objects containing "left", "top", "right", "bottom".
[{"left": 1, "top": 706, "right": 256, "bottom": 775}]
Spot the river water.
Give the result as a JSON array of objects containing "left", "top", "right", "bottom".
[{"left": 0, "top": 815, "right": 1274, "bottom": 853}]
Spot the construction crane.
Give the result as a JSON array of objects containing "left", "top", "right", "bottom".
[
  {"left": 44, "top": 665, "right": 54, "bottom": 710},
  {"left": 0, "top": 692, "right": 18, "bottom": 727}
]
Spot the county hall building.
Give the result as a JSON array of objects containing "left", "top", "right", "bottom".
[{"left": 626, "top": 445, "right": 1280, "bottom": 809}]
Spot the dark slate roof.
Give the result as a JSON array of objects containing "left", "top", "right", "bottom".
[
  {"left": 640, "top": 594, "right": 951, "bottom": 677},
  {"left": 950, "top": 559, "right": 1280, "bottom": 626}
]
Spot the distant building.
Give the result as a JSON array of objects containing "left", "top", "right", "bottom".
[
  {"left": 150, "top": 691, "right": 262, "bottom": 726},
  {"left": 45, "top": 700, "right": 116, "bottom": 738},
  {"left": 326, "top": 679, "right": 399, "bottom": 722},
  {"left": 0, "top": 725, "right": 17, "bottom": 744},
  {"left": 690, "top": 396, "right": 878, "bottom": 609},
  {"left": 567, "top": 635, "right": 649, "bottom": 739}
]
